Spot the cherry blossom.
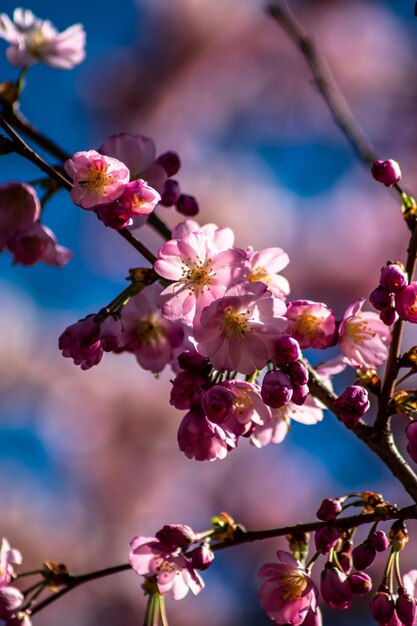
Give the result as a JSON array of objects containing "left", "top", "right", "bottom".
[
  {"left": 8, "top": 223, "right": 72, "bottom": 268},
  {"left": 339, "top": 298, "right": 391, "bottom": 369},
  {"left": 0, "top": 539, "right": 22, "bottom": 589},
  {"left": 129, "top": 535, "right": 204, "bottom": 600},
  {"left": 286, "top": 300, "right": 336, "bottom": 350},
  {"left": 258, "top": 551, "right": 318, "bottom": 625},
  {"left": 0, "top": 9, "right": 85, "bottom": 69},
  {"left": 245, "top": 246, "right": 290, "bottom": 299},
  {"left": 0, "top": 182, "right": 40, "bottom": 252}
]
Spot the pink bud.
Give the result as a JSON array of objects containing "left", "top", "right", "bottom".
[
  {"left": 320, "top": 565, "right": 352, "bottom": 609},
  {"left": 370, "top": 286, "right": 394, "bottom": 311},
  {"left": 349, "top": 571, "right": 372, "bottom": 596},
  {"left": 291, "top": 384, "right": 309, "bottom": 406},
  {"left": 380, "top": 307, "right": 398, "bottom": 326},
  {"left": 370, "top": 590, "right": 395, "bottom": 624},
  {"left": 371, "top": 160, "right": 401, "bottom": 186},
  {"left": 369, "top": 530, "right": 389, "bottom": 553},
  {"left": 314, "top": 526, "right": 339, "bottom": 554},
  {"left": 337, "top": 552, "right": 353, "bottom": 574},
  {"left": 0, "top": 587, "right": 24, "bottom": 619},
  {"left": 170, "top": 370, "right": 208, "bottom": 410},
  {"left": 99, "top": 315, "right": 122, "bottom": 352},
  {"left": 177, "top": 350, "right": 210, "bottom": 372},
  {"left": 380, "top": 264, "right": 408, "bottom": 294},
  {"left": 288, "top": 362, "right": 309, "bottom": 386},
  {"left": 155, "top": 524, "right": 196, "bottom": 549},
  {"left": 156, "top": 151, "right": 181, "bottom": 176},
  {"left": 352, "top": 542, "right": 376, "bottom": 571},
  {"left": 316, "top": 498, "right": 343, "bottom": 521},
  {"left": 202, "top": 385, "right": 234, "bottom": 424},
  {"left": 176, "top": 194, "right": 199, "bottom": 216},
  {"left": 272, "top": 335, "right": 301, "bottom": 366},
  {"left": 160, "top": 180, "right": 180, "bottom": 207},
  {"left": 396, "top": 590, "right": 417, "bottom": 626},
  {"left": 334, "top": 386, "right": 370, "bottom": 429},
  {"left": 189, "top": 541, "right": 215, "bottom": 571},
  {"left": 261, "top": 370, "right": 293, "bottom": 408}
]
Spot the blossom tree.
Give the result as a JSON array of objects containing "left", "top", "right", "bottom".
[{"left": 0, "top": 2, "right": 417, "bottom": 626}]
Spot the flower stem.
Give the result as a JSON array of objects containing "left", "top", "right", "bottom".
[{"left": 158, "top": 594, "right": 169, "bottom": 626}]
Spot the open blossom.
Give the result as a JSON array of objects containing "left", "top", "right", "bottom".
[
  {"left": 245, "top": 246, "right": 290, "bottom": 299},
  {"left": 194, "top": 282, "right": 287, "bottom": 375},
  {"left": 339, "top": 299, "right": 391, "bottom": 369},
  {"left": 119, "top": 283, "right": 185, "bottom": 374},
  {"left": 222, "top": 380, "right": 271, "bottom": 437},
  {"left": 0, "top": 182, "right": 40, "bottom": 252},
  {"left": 64, "top": 150, "right": 130, "bottom": 209},
  {"left": 396, "top": 282, "right": 417, "bottom": 323},
  {"left": 129, "top": 535, "right": 204, "bottom": 600},
  {"left": 155, "top": 231, "right": 246, "bottom": 326},
  {"left": 0, "top": 9, "right": 85, "bottom": 69},
  {"left": 8, "top": 223, "right": 72, "bottom": 268},
  {"left": 0, "top": 539, "right": 22, "bottom": 589},
  {"left": 171, "top": 220, "right": 235, "bottom": 251},
  {"left": 286, "top": 301, "right": 336, "bottom": 350},
  {"left": 258, "top": 551, "right": 318, "bottom": 625}
]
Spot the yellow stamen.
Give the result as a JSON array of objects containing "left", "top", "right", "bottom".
[
  {"left": 221, "top": 308, "right": 251, "bottom": 339},
  {"left": 280, "top": 572, "right": 308, "bottom": 602},
  {"left": 248, "top": 266, "right": 270, "bottom": 284},
  {"left": 79, "top": 163, "right": 117, "bottom": 189},
  {"left": 295, "top": 314, "right": 323, "bottom": 340},
  {"left": 136, "top": 316, "right": 164, "bottom": 346}
]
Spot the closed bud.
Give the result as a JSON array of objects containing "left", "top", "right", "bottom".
[
  {"left": 314, "top": 526, "right": 339, "bottom": 554},
  {"left": 272, "top": 335, "right": 301, "bottom": 366},
  {"left": 189, "top": 541, "right": 215, "bottom": 571},
  {"left": 160, "top": 179, "right": 181, "bottom": 207},
  {"left": 291, "top": 384, "right": 309, "bottom": 406},
  {"left": 301, "top": 607, "right": 323, "bottom": 626},
  {"left": 261, "top": 370, "right": 293, "bottom": 409},
  {"left": 371, "top": 159, "right": 401, "bottom": 186},
  {"left": 156, "top": 151, "right": 181, "bottom": 176},
  {"left": 370, "top": 285, "right": 394, "bottom": 311},
  {"left": 202, "top": 385, "right": 234, "bottom": 424},
  {"left": 369, "top": 530, "right": 389, "bottom": 552},
  {"left": 380, "top": 263, "right": 408, "bottom": 294},
  {"left": 380, "top": 307, "right": 398, "bottom": 326},
  {"left": 288, "top": 362, "right": 309, "bottom": 386},
  {"left": 370, "top": 590, "right": 395, "bottom": 624},
  {"left": 334, "top": 385, "right": 370, "bottom": 429},
  {"left": 337, "top": 552, "right": 353, "bottom": 574},
  {"left": 349, "top": 571, "right": 372, "bottom": 596},
  {"left": 316, "top": 498, "right": 343, "bottom": 521},
  {"left": 320, "top": 565, "right": 352, "bottom": 610},
  {"left": 396, "top": 589, "right": 417, "bottom": 626},
  {"left": 176, "top": 194, "right": 199, "bottom": 216},
  {"left": 177, "top": 350, "right": 209, "bottom": 372},
  {"left": 352, "top": 541, "right": 376, "bottom": 571}
]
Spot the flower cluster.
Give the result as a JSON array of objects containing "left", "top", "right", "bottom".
[
  {"left": 370, "top": 262, "right": 410, "bottom": 325},
  {"left": 64, "top": 134, "right": 199, "bottom": 228},
  {"left": 0, "top": 182, "right": 71, "bottom": 268}
]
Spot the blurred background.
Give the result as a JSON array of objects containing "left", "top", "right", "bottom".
[{"left": 0, "top": 0, "right": 417, "bottom": 624}]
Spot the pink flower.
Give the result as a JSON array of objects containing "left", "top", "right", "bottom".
[
  {"left": 99, "top": 133, "right": 167, "bottom": 192},
  {"left": 245, "top": 247, "right": 290, "bottom": 299},
  {"left": 251, "top": 395, "right": 323, "bottom": 448},
  {"left": 119, "top": 283, "right": 185, "bottom": 374},
  {"left": 177, "top": 410, "right": 236, "bottom": 461},
  {"left": 194, "top": 282, "right": 287, "bottom": 375},
  {"left": 171, "top": 220, "right": 235, "bottom": 252},
  {"left": 0, "top": 9, "right": 85, "bottom": 69},
  {"left": 129, "top": 535, "right": 204, "bottom": 600},
  {"left": 258, "top": 551, "right": 318, "bottom": 626},
  {"left": 8, "top": 223, "right": 72, "bottom": 268},
  {"left": 396, "top": 282, "right": 417, "bottom": 323},
  {"left": 59, "top": 314, "right": 103, "bottom": 370},
  {"left": 155, "top": 231, "right": 246, "bottom": 326},
  {"left": 64, "top": 150, "right": 130, "bottom": 209},
  {"left": 117, "top": 179, "right": 160, "bottom": 216},
  {"left": 286, "top": 301, "right": 336, "bottom": 350},
  {"left": 0, "top": 182, "right": 40, "bottom": 252},
  {"left": 0, "top": 587, "right": 24, "bottom": 620},
  {"left": 201, "top": 385, "right": 234, "bottom": 424},
  {"left": 339, "top": 299, "right": 391, "bottom": 369},
  {"left": 0, "top": 539, "right": 22, "bottom": 589},
  {"left": 222, "top": 380, "right": 271, "bottom": 437}
]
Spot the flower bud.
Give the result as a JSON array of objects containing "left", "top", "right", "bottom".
[
  {"left": 160, "top": 179, "right": 181, "bottom": 207},
  {"left": 155, "top": 524, "right": 196, "bottom": 549},
  {"left": 334, "top": 386, "right": 370, "bottom": 429},
  {"left": 314, "top": 526, "right": 339, "bottom": 554},
  {"left": 370, "top": 590, "right": 395, "bottom": 624},
  {"left": 156, "top": 151, "right": 181, "bottom": 176},
  {"left": 369, "top": 530, "right": 389, "bottom": 552},
  {"left": 380, "top": 264, "right": 408, "bottom": 294},
  {"left": 170, "top": 370, "right": 207, "bottom": 410},
  {"left": 272, "top": 335, "right": 301, "bottom": 366},
  {"left": 0, "top": 587, "right": 24, "bottom": 619},
  {"left": 396, "top": 590, "right": 417, "bottom": 626},
  {"left": 261, "top": 370, "right": 293, "bottom": 408},
  {"left": 202, "top": 385, "right": 234, "bottom": 424},
  {"left": 99, "top": 315, "right": 122, "bottom": 352},
  {"left": 176, "top": 194, "right": 199, "bottom": 216},
  {"left": 370, "top": 286, "right": 394, "bottom": 311},
  {"left": 349, "top": 571, "right": 372, "bottom": 596},
  {"left": 337, "top": 552, "right": 352, "bottom": 574},
  {"left": 291, "top": 384, "right": 309, "bottom": 406},
  {"left": 380, "top": 307, "right": 398, "bottom": 326},
  {"left": 320, "top": 565, "right": 352, "bottom": 609},
  {"left": 352, "top": 541, "right": 376, "bottom": 571},
  {"left": 371, "top": 159, "right": 401, "bottom": 186},
  {"left": 288, "top": 362, "right": 309, "bottom": 386},
  {"left": 177, "top": 350, "right": 209, "bottom": 372},
  {"left": 189, "top": 541, "right": 215, "bottom": 571},
  {"left": 316, "top": 498, "right": 343, "bottom": 521}
]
